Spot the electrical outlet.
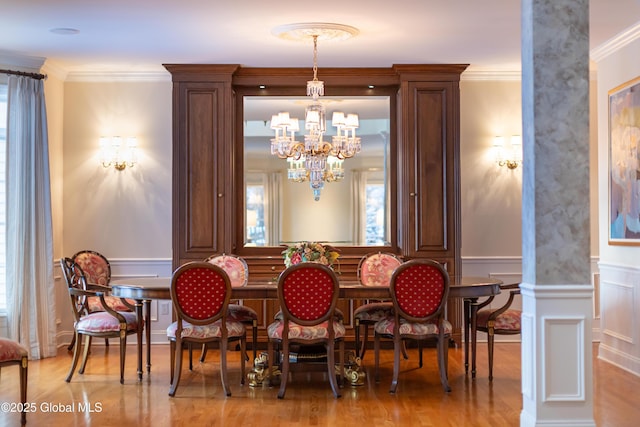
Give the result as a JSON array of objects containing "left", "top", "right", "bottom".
[{"left": 160, "top": 302, "right": 169, "bottom": 316}]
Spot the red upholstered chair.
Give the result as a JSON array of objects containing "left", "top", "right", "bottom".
[
  {"left": 353, "top": 252, "right": 403, "bottom": 359},
  {"left": 374, "top": 259, "right": 451, "bottom": 393},
  {"left": 60, "top": 257, "right": 140, "bottom": 384},
  {"left": 0, "top": 338, "right": 28, "bottom": 424},
  {"left": 167, "top": 262, "right": 246, "bottom": 397},
  {"left": 71, "top": 250, "right": 136, "bottom": 350},
  {"left": 475, "top": 283, "right": 521, "bottom": 380},
  {"left": 204, "top": 254, "right": 258, "bottom": 362},
  {"left": 266, "top": 263, "right": 345, "bottom": 399}
]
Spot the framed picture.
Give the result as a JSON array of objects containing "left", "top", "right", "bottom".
[{"left": 608, "top": 76, "right": 640, "bottom": 245}]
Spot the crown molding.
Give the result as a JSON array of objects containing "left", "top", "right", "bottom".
[
  {"left": 461, "top": 68, "right": 521, "bottom": 81},
  {"left": 591, "top": 21, "right": 640, "bottom": 63},
  {"left": 65, "top": 71, "right": 171, "bottom": 82},
  {"left": 0, "top": 51, "right": 46, "bottom": 71}
]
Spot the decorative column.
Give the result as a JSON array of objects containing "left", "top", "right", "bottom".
[{"left": 520, "top": 1, "right": 595, "bottom": 426}]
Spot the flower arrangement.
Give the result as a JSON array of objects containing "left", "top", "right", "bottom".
[{"left": 282, "top": 241, "right": 340, "bottom": 269}]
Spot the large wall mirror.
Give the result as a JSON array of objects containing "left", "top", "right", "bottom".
[{"left": 242, "top": 95, "right": 392, "bottom": 248}]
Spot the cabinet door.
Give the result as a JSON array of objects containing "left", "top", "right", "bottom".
[
  {"left": 173, "top": 82, "right": 230, "bottom": 266},
  {"left": 399, "top": 81, "right": 459, "bottom": 263}
]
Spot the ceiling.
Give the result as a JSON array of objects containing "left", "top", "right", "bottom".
[{"left": 1, "top": 1, "right": 639, "bottom": 77}]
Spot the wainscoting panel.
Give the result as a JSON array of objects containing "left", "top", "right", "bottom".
[
  {"left": 543, "top": 316, "right": 586, "bottom": 402},
  {"left": 598, "top": 262, "right": 640, "bottom": 375}
]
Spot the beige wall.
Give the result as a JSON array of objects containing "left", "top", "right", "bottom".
[
  {"left": 596, "top": 38, "right": 640, "bottom": 267},
  {"left": 55, "top": 77, "right": 601, "bottom": 260},
  {"left": 61, "top": 80, "right": 172, "bottom": 258}
]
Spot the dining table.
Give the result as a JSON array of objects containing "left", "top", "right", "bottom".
[{"left": 111, "top": 275, "right": 502, "bottom": 381}]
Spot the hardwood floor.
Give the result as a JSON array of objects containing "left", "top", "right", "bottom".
[{"left": 0, "top": 342, "right": 637, "bottom": 426}]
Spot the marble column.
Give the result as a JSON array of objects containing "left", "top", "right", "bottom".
[{"left": 520, "top": 1, "right": 595, "bottom": 426}]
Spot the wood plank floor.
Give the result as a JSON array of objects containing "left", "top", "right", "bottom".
[{"left": 0, "top": 342, "right": 637, "bottom": 426}]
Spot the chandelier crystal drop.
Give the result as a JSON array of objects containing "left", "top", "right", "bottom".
[{"left": 270, "top": 25, "right": 361, "bottom": 201}]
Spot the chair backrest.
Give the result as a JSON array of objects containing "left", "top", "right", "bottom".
[
  {"left": 72, "top": 250, "right": 111, "bottom": 286},
  {"left": 170, "top": 262, "right": 232, "bottom": 325},
  {"left": 60, "top": 257, "right": 87, "bottom": 290},
  {"left": 204, "top": 253, "right": 249, "bottom": 288},
  {"left": 277, "top": 263, "right": 339, "bottom": 326},
  {"left": 390, "top": 259, "right": 450, "bottom": 322},
  {"left": 357, "top": 252, "right": 402, "bottom": 287},
  {"left": 60, "top": 257, "right": 90, "bottom": 320}
]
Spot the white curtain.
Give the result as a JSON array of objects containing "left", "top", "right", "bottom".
[
  {"left": 5, "top": 75, "right": 56, "bottom": 359},
  {"left": 351, "top": 170, "right": 367, "bottom": 245},
  {"left": 264, "top": 172, "right": 282, "bottom": 246}
]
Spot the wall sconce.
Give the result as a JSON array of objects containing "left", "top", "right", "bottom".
[
  {"left": 100, "top": 136, "right": 137, "bottom": 170},
  {"left": 494, "top": 135, "right": 522, "bottom": 169}
]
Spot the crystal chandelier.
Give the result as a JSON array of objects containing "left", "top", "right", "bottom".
[{"left": 270, "top": 23, "right": 360, "bottom": 201}]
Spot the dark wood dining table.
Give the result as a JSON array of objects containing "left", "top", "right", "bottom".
[{"left": 111, "top": 275, "right": 502, "bottom": 381}]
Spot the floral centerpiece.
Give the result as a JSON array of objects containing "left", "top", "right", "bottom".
[{"left": 282, "top": 241, "right": 340, "bottom": 269}]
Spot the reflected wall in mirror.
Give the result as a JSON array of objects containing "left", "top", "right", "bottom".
[{"left": 244, "top": 96, "right": 391, "bottom": 247}]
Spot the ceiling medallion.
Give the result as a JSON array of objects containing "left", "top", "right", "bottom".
[{"left": 271, "top": 22, "right": 359, "bottom": 42}]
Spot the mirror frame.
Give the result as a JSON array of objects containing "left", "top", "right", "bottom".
[{"left": 233, "top": 71, "right": 399, "bottom": 260}]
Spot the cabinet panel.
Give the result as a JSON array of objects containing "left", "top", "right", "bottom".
[{"left": 173, "top": 82, "right": 228, "bottom": 265}]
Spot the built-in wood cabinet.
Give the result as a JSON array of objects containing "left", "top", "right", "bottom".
[{"left": 165, "top": 63, "right": 467, "bottom": 343}]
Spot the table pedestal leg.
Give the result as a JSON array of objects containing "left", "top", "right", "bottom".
[
  {"left": 463, "top": 299, "right": 470, "bottom": 374},
  {"left": 470, "top": 301, "right": 479, "bottom": 378},
  {"left": 135, "top": 301, "right": 144, "bottom": 381},
  {"left": 144, "top": 300, "right": 152, "bottom": 374}
]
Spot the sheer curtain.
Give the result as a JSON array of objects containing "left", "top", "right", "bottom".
[
  {"left": 351, "top": 170, "right": 367, "bottom": 245},
  {"left": 264, "top": 172, "right": 282, "bottom": 246},
  {"left": 5, "top": 75, "right": 56, "bottom": 359}
]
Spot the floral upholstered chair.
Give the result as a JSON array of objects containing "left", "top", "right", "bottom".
[
  {"left": 204, "top": 254, "right": 258, "bottom": 362},
  {"left": 266, "top": 263, "right": 345, "bottom": 399},
  {"left": 60, "top": 257, "right": 140, "bottom": 384},
  {"left": 0, "top": 337, "right": 28, "bottom": 424},
  {"left": 374, "top": 259, "right": 452, "bottom": 393},
  {"left": 475, "top": 283, "right": 521, "bottom": 380},
  {"left": 353, "top": 252, "right": 403, "bottom": 359},
  {"left": 167, "top": 262, "right": 246, "bottom": 397},
  {"left": 70, "top": 250, "right": 135, "bottom": 351}
]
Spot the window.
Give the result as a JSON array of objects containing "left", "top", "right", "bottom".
[
  {"left": 365, "top": 183, "right": 386, "bottom": 245},
  {"left": 0, "top": 84, "right": 6, "bottom": 312}
]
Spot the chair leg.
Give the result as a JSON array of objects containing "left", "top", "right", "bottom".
[
  {"left": 188, "top": 343, "right": 193, "bottom": 370},
  {"left": 326, "top": 341, "right": 341, "bottom": 398},
  {"left": 488, "top": 327, "right": 495, "bottom": 381},
  {"left": 374, "top": 332, "right": 381, "bottom": 383},
  {"left": 338, "top": 340, "right": 345, "bottom": 388},
  {"left": 277, "top": 338, "right": 289, "bottom": 399},
  {"left": 169, "top": 340, "right": 176, "bottom": 384},
  {"left": 437, "top": 335, "right": 451, "bottom": 392},
  {"left": 119, "top": 334, "right": 127, "bottom": 384},
  {"left": 418, "top": 341, "right": 423, "bottom": 368},
  {"left": 240, "top": 336, "right": 246, "bottom": 386},
  {"left": 199, "top": 343, "right": 207, "bottom": 363},
  {"left": 78, "top": 335, "right": 92, "bottom": 375},
  {"left": 389, "top": 336, "right": 401, "bottom": 394},
  {"left": 251, "top": 321, "right": 258, "bottom": 362},
  {"left": 354, "top": 319, "right": 362, "bottom": 358},
  {"left": 65, "top": 332, "right": 82, "bottom": 382},
  {"left": 266, "top": 340, "right": 273, "bottom": 388},
  {"left": 67, "top": 334, "right": 76, "bottom": 352},
  {"left": 220, "top": 338, "right": 231, "bottom": 397},
  {"left": 169, "top": 339, "right": 183, "bottom": 397},
  {"left": 20, "top": 355, "right": 27, "bottom": 425},
  {"left": 360, "top": 324, "right": 369, "bottom": 359}
]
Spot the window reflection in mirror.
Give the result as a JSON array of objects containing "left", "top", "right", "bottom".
[{"left": 244, "top": 96, "right": 390, "bottom": 247}]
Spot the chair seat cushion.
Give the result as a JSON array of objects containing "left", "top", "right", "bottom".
[
  {"left": 167, "top": 319, "right": 246, "bottom": 339},
  {"left": 75, "top": 311, "right": 138, "bottom": 333},
  {"left": 87, "top": 295, "right": 136, "bottom": 313},
  {"left": 267, "top": 320, "right": 346, "bottom": 341},
  {"left": 477, "top": 309, "right": 521, "bottom": 331},
  {"left": 0, "top": 338, "right": 28, "bottom": 361},
  {"left": 228, "top": 303, "right": 258, "bottom": 322},
  {"left": 354, "top": 302, "right": 393, "bottom": 322},
  {"left": 374, "top": 316, "right": 452, "bottom": 337}
]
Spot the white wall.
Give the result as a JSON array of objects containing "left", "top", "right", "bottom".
[{"left": 595, "top": 34, "right": 640, "bottom": 375}]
